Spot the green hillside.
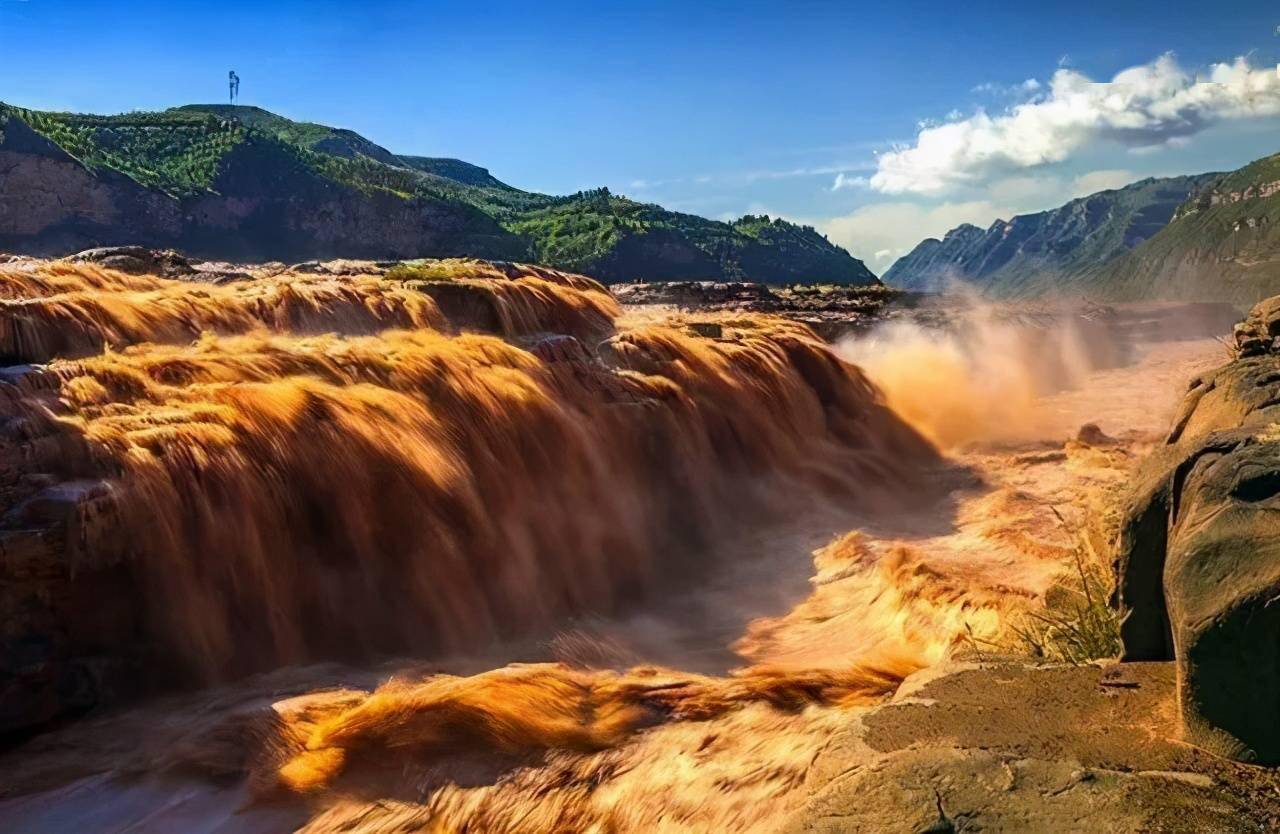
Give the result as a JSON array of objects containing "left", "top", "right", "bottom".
[
  {"left": 0, "top": 102, "right": 875, "bottom": 284},
  {"left": 6, "top": 106, "right": 249, "bottom": 196},
  {"left": 1085, "top": 152, "right": 1280, "bottom": 302}
]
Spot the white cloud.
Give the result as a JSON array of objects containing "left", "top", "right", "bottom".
[
  {"left": 871, "top": 53, "right": 1280, "bottom": 195},
  {"left": 740, "top": 164, "right": 871, "bottom": 183},
  {"left": 625, "top": 175, "right": 695, "bottom": 191},
  {"left": 831, "top": 172, "right": 868, "bottom": 191},
  {"left": 660, "top": 163, "right": 876, "bottom": 190},
  {"left": 971, "top": 78, "right": 1042, "bottom": 97},
  {"left": 1128, "top": 135, "right": 1194, "bottom": 156}
]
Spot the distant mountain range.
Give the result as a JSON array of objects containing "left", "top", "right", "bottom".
[
  {"left": 883, "top": 174, "right": 1219, "bottom": 295},
  {"left": 0, "top": 103, "right": 876, "bottom": 285},
  {"left": 885, "top": 152, "right": 1280, "bottom": 303}
]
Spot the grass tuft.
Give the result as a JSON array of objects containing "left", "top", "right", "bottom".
[{"left": 1010, "top": 507, "right": 1121, "bottom": 664}]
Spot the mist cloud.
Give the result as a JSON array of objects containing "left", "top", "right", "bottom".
[{"left": 872, "top": 54, "right": 1280, "bottom": 195}]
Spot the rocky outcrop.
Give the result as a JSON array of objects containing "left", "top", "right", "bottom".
[
  {"left": 613, "top": 281, "right": 908, "bottom": 341},
  {"left": 788, "top": 660, "right": 1280, "bottom": 832},
  {"left": 1176, "top": 178, "right": 1280, "bottom": 220},
  {"left": 1116, "top": 295, "right": 1280, "bottom": 763},
  {"left": 67, "top": 246, "right": 195, "bottom": 278}
]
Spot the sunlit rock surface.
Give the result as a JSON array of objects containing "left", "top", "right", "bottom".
[{"left": 1118, "top": 295, "right": 1280, "bottom": 764}]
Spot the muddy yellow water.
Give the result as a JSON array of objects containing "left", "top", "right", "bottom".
[{"left": 0, "top": 266, "right": 1228, "bottom": 833}]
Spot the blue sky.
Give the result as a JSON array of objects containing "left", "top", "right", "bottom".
[{"left": 3, "top": 0, "right": 1279, "bottom": 271}]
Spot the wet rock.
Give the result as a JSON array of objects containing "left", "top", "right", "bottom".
[
  {"left": 287, "top": 259, "right": 396, "bottom": 276},
  {"left": 67, "top": 246, "right": 194, "bottom": 278},
  {"left": 614, "top": 281, "right": 907, "bottom": 342},
  {"left": 1076, "top": 423, "right": 1116, "bottom": 446},
  {"left": 186, "top": 261, "right": 255, "bottom": 284},
  {"left": 612, "top": 281, "right": 781, "bottom": 306}
]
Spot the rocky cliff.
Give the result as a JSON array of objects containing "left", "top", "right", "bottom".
[
  {"left": 884, "top": 174, "right": 1217, "bottom": 295},
  {"left": 1116, "top": 295, "right": 1280, "bottom": 764},
  {"left": 1088, "top": 153, "right": 1280, "bottom": 302}
]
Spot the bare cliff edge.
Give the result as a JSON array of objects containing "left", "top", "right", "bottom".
[{"left": 0, "top": 104, "right": 876, "bottom": 285}]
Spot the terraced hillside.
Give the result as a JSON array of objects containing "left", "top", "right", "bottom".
[{"left": 0, "top": 104, "right": 875, "bottom": 285}]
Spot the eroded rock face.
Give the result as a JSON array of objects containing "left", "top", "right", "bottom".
[
  {"left": 1116, "top": 296, "right": 1280, "bottom": 763},
  {"left": 0, "top": 374, "right": 140, "bottom": 737},
  {"left": 0, "top": 120, "right": 184, "bottom": 254}
]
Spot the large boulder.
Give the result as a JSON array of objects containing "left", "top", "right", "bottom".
[
  {"left": 1116, "top": 297, "right": 1280, "bottom": 763},
  {"left": 68, "top": 246, "right": 195, "bottom": 278}
]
